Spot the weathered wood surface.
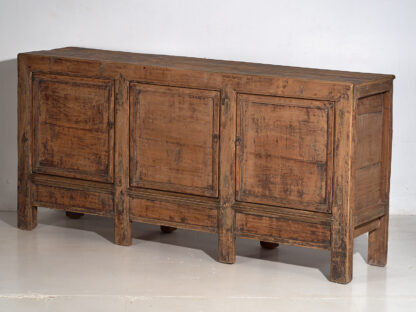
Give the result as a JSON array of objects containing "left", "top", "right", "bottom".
[
  {"left": 18, "top": 47, "right": 394, "bottom": 284},
  {"left": 33, "top": 183, "right": 113, "bottom": 216},
  {"left": 130, "top": 197, "right": 217, "bottom": 231},
  {"left": 28, "top": 47, "right": 394, "bottom": 84},
  {"left": 367, "top": 89, "right": 393, "bottom": 267},
  {"left": 329, "top": 90, "right": 354, "bottom": 284},
  {"left": 236, "top": 213, "right": 331, "bottom": 250},
  {"left": 32, "top": 73, "right": 114, "bottom": 183},
  {"left": 218, "top": 87, "right": 236, "bottom": 264},
  {"left": 236, "top": 94, "right": 333, "bottom": 212},
  {"left": 17, "top": 54, "right": 37, "bottom": 230},
  {"left": 114, "top": 76, "right": 131, "bottom": 246},
  {"left": 129, "top": 83, "right": 219, "bottom": 197}
]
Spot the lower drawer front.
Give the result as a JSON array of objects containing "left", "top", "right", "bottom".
[
  {"left": 33, "top": 184, "right": 113, "bottom": 216},
  {"left": 235, "top": 213, "right": 331, "bottom": 249},
  {"left": 130, "top": 198, "right": 217, "bottom": 232}
]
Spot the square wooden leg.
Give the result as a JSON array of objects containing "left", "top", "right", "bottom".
[
  {"left": 330, "top": 242, "right": 353, "bottom": 284},
  {"left": 330, "top": 222, "right": 353, "bottom": 284},
  {"left": 368, "top": 215, "right": 388, "bottom": 266},
  {"left": 114, "top": 210, "right": 132, "bottom": 246},
  {"left": 114, "top": 191, "right": 131, "bottom": 246},
  {"left": 218, "top": 206, "right": 236, "bottom": 264},
  {"left": 218, "top": 233, "right": 236, "bottom": 264},
  {"left": 17, "top": 204, "right": 37, "bottom": 231}
]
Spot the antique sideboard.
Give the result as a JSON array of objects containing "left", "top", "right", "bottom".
[{"left": 18, "top": 47, "right": 394, "bottom": 283}]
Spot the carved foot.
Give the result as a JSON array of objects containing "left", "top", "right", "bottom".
[
  {"left": 260, "top": 241, "right": 279, "bottom": 249},
  {"left": 65, "top": 211, "right": 84, "bottom": 219},
  {"left": 160, "top": 225, "right": 177, "bottom": 233}
]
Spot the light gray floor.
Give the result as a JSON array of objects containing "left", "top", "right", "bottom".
[{"left": 0, "top": 209, "right": 415, "bottom": 312}]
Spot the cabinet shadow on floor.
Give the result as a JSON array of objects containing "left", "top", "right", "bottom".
[
  {"left": 0, "top": 59, "right": 18, "bottom": 212},
  {"left": 1, "top": 208, "right": 369, "bottom": 282}
]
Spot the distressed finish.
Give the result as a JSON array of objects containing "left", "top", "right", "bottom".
[
  {"left": 129, "top": 83, "right": 220, "bottom": 197},
  {"left": 17, "top": 47, "right": 394, "bottom": 283}
]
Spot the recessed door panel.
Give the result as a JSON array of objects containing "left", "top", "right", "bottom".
[
  {"left": 236, "top": 94, "right": 333, "bottom": 212},
  {"left": 33, "top": 74, "right": 114, "bottom": 182},
  {"left": 130, "top": 83, "right": 219, "bottom": 197}
]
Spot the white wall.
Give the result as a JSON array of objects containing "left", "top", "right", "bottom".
[{"left": 1, "top": 0, "right": 415, "bottom": 214}]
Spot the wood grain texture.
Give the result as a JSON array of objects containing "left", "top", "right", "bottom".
[
  {"left": 32, "top": 73, "right": 114, "bottom": 183},
  {"left": 353, "top": 93, "right": 388, "bottom": 227},
  {"left": 114, "top": 76, "right": 131, "bottom": 246},
  {"left": 130, "top": 83, "right": 219, "bottom": 197},
  {"left": 17, "top": 54, "right": 37, "bottom": 230},
  {"left": 218, "top": 87, "right": 236, "bottom": 264},
  {"left": 381, "top": 90, "right": 393, "bottom": 203},
  {"left": 18, "top": 47, "right": 394, "bottom": 284},
  {"left": 354, "top": 218, "right": 380, "bottom": 238},
  {"left": 233, "top": 201, "right": 332, "bottom": 226},
  {"left": 330, "top": 89, "right": 354, "bottom": 284},
  {"left": 130, "top": 197, "right": 217, "bottom": 232},
  {"left": 236, "top": 213, "right": 331, "bottom": 250},
  {"left": 33, "top": 184, "right": 113, "bottom": 216},
  {"left": 356, "top": 79, "right": 393, "bottom": 98},
  {"left": 28, "top": 47, "right": 394, "bottom": 84},
  {"left": 236, "top": 94, "right": 334, "bottom": 212},
  {"left": 367, "top": 89, "right": 393, "bottom": 267},
  {"left": 368, "top": 214, "right": 388, "bottom": 266}
]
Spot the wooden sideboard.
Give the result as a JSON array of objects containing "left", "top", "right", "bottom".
[{"left": 18, "top": 47, "right": 394, "bottom": 283}]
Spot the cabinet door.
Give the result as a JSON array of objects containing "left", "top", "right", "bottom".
[
  {"left": 129, "top": 83, "right": 219, "bottom": 197},
  {"left": 33, "top": 74, "right": 114, "bottom": 183},
  {"left": 236, "top": 94, "right": 334, "bottom": 212}
]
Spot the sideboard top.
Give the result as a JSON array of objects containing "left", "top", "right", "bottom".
[{"left": 22, "top": 47, "right": 395, "bottom": 85}]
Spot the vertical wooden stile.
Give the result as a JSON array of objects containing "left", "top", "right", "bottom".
[
  {"left": 17, "top": 55, "right": 37, "bottom": 230},
  {"left": 330, "top": 86, "right": 354, "bottom": 283},
  {"left": 218, "top": 86, "right": 236, "bottom": 263},
  {"left": 114, "top": 75, "right": 132, "bottom": 245}
]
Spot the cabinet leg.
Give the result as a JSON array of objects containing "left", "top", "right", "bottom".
[
  {"left": 368, "top": 215, "right": 388, "bottom": 266},
  {"left": 114, "top": 196, "right": 131, "bottom": 246},
  {"left": 260, "top": 241, "right": 279, "bottom": 249},
  {"left": 160, "top": 225, "right": 177, "bottom": 233},
  {"left": 330, "top": 247, "right": 353, "bottom": 284},
  {"left": 18, "top": 205, "right": 37, "bottom": 231},
  {"left": 114, "top": 217, "right": 132, "bottom": 246},
  {"left": 218, "top": 207, "right": 236, "bottom": 264},
  {"left": 330, "top": 224, "right": 353, "bottom": 284},
  {"left": 65, "top": 211, "right": 84, "bottom": 219},
  {"left": 218, "top": 233, "right": 235, "bottom": 264}
]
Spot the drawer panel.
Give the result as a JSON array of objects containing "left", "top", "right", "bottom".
[
  {"left": 129, "top": 83, "right": 220, "bottom": 197},
  {"left": 33, "top": 184, "right": 113, "bottom": 216},
  {"left": 236, "top": 94, "right": 334, "bottom": 212},
  {"left": 32, "top": 74, "right": 114, "bottom": 183},
  {"left": 130, "top": 197, "right": 217, "bottom": 231},
  {"left": 235, "top": 212, "right": 331, "bottom": 249}
]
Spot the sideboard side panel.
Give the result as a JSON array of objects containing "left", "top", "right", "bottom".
[
  {"left": 352, "top": 92, "right": 388, "bottom": 226},
  {"left": 368, "top": 89, "right": 393, "bottom": 266}
]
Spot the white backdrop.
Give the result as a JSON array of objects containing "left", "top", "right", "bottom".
[{"left": 0, "top": 0, "right": 415, "bottom": 214}]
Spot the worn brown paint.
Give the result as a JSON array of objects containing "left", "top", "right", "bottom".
[{"left": 18, "top": 47, "right": 394, "bottom": 284}]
